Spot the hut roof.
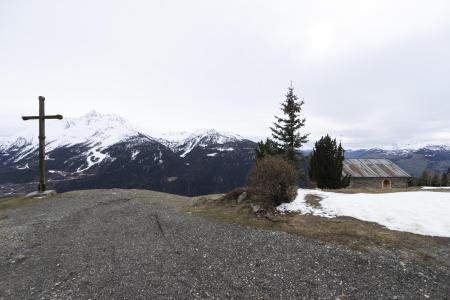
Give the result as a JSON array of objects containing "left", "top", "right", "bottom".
[{"left": 343, "top": 159, "right": 411, "bottom": 178}]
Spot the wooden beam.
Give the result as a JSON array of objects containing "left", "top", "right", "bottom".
[
  {"left": 22, "top": 116, "right": 40, "bottom": 120},
  {"left": 44, "top": 114, "right": 63, "bottom": 120}
]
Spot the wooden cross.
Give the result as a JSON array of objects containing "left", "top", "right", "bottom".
[{"left": 22, "top": 96, "right": 63, "bottom": 192}]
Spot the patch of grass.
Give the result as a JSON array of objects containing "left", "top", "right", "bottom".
[
  {"left": 304, "top": 194, "right": 322, "bottom": 208},
  {"left": 0, "top": 196, "right": 53, "bottom": 212},
  {"left": 186, "top": 195, "right": 450, "bottom": 267}
]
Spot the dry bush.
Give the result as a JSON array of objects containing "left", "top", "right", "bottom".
[{"left": 248, "top": 157, "right": 299, "bottom": 206}]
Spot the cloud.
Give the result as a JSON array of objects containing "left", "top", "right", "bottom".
[{"left": 0, "top": 0, "right": 449, "bottom": 148}]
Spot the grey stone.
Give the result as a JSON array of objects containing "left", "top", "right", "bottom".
[
  {"left": 25, "top": 190, "right": 57, "bottom": 198},
  {"left": 264, "top": 212, "right": 274, "bottom": 220},
  {"left": 10, "top": 254, "right": 26, "bottom": 264},
  {"left": 250, "top": 203, "right": 262, "bottom": 213},
  {"left": 237, "top": 192, "right": 247, "bottom": 203}
]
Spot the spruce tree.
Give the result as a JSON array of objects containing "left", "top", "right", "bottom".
[
  {"left": 309, "top": 134, "right": 350, "bottom": 189},
  {"left": 270, "top": 86, "right": 309, "bottom": 165},
  {"left": 420, "top": 171, "right": 430, "bottom": 186},
  {"left": 431, "top": 173, "right": 441, "bottom": 187},
  {"left": 255, "top": 138, "right": 280, "bottom": 160},
  {"left": 441, "top": 172, "right": 448, "bottom": 187}
]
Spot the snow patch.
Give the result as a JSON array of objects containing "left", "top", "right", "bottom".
[
  {"left": 278, "top": 189, "right": 450, "bottom": 237},
  {"left": 131, "top": 150, "right": 140, "bottom": 160},
  {"left": 77, "top": 148, "right": 110, "bottom": 172},
  {"left": 154, "top": 150, "right": 162, "bottom": 162},
  {"left": 214, "top": 147, "right": 234, "bottom": 152},
  {"left": 49, "top": 170, "right": 66, "bottom": 175},
  {"left": 16, "top": 163, "right": 29, "bottom": 170},
  {"left": 207, "top": 153, "right": 218, "bottom": 157}
]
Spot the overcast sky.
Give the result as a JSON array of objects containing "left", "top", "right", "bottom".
[{"left": 1, "top": 0, "right": 450, "bottom": 148}]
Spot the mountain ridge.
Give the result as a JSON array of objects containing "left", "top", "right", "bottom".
[
  {"left": 0, "top": 111, "right": 256, "bottom": 196},
  {"left": 1, "top": 111, "right": 449, "bottom": 195}
]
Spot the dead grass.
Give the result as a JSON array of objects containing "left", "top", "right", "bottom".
[
  {"left": 304, "top": 194, "right": 322, "bottom": 208},
  {"left": 0, "top": 196, "right": 53, "bottom": 212},
  {"left": 187, "top": 195, "right": 450, "bottom": 267}
]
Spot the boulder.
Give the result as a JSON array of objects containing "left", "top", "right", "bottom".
[
  {"left": 237, "top": 192, "right": 247, "bottom": 203},
  {"left": 250, "top": 203, "right": 263, "bottom": 214}
]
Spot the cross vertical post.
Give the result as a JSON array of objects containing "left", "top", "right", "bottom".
[
  {"left": 22, "top": 96, "right": 63, "bottom": 193},
  {"left": 38, "top": 96, "right": 46, "bottom": 192}
]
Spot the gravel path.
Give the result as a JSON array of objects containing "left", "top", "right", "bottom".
[{"left": 0, "top": 189, "right": 449, "bottom": 299}]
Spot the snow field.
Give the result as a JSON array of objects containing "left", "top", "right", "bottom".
[{"left": 278, "top": 189, "right": 450, "bottom": 237}]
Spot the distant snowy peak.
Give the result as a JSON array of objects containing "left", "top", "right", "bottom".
[
  {"left": 420, "top": 144, "right": 450, "bottom": 151},
  {"left": 155, "top": 129, "right": 243, "bottom": 144},
  {"left": 349, "top": 143, "right": 450, "bottom": 153},
  {"left": 64, "top": 110, "right": 129, "bottom": 128},
  {"left": 184, "top": 129, "right": 243, "bottom": 144},
  {"left": 0, "top": 112, "right": 247, "bottom": 159},
  {"left": 1, "top": 111, "right": 142, "bottom": 152},
  {"left": 151, "top": 129, "right": 244, "bottom": 157}
]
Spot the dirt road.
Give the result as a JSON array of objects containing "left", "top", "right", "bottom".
[{"left": 0, "top": 189, "right": 449, "bottom": 299}]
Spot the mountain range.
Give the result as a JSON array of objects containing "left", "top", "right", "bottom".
[
  {"left": 0, "top": 111, "right": 449, "bottom": 196},
  {"left": 0, "top": 111, "right": 255, "bottom": 196}
]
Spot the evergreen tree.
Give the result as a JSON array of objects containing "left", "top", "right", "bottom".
[
  {"left": 431, "top": 173, "right": 441, "bottom": 187},
  {"left": 255, "top": 138, "right": 280, "bottom": 160},
  {"left": 309, "top": 134, "right": 350, "bottom": 189},
  {"left": 441, "top": 172, "right": 448, "bottom": 187},
  {"left": 419, "top": 170, "right": 430, "bottom": 186},
  {"left": 270, "top": 86, "right": 309, "bottom": 165}
]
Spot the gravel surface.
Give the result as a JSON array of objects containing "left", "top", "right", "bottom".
[{"left": 0, "top": 189, "right": 449, "bottom": 299}]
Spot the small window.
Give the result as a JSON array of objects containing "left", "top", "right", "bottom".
[{"left": 382, "top": 179, "right": 391, "bottom": 189}]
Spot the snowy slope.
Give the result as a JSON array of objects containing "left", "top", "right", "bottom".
[
  {"left": 150, "top": 129, "right": 244, "bottom": 157},
  {"left": 1, "top": 111, "right": 143, "bottom": 153},
  {"left": 278, "top": 189, "right": 450, "bottom": 237},
  {"left": 0, "top": 111, "right": 150, "bottom": 171},
  {"left": 0, "top": 111, "right": 255, "bottom": 195}
]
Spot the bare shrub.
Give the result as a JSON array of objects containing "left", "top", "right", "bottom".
[{"left": 248, "top": 157, "right": 299, "bottom": 206}]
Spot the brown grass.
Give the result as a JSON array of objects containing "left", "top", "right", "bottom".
[
  {"left": 0, "top": 195, "right": 54, "bottom": 212},
  {"left": 187, "top": 195, "right": 450, "bottom": 267},
  {"left": 304, "top": 194, "right": 322, "bottom": 208}
]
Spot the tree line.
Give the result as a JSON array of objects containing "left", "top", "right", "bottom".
[{"left": 419, "top": 169, "right": 449, "bottom": 187}]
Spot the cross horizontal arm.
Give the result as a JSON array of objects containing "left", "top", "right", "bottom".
[
  {"left": 45, "top": 114, "right": 63, "bottom": 120},
  {"left": 22, "top": 116, "right": 39, "bottom": 120},
  {"left": 22, "top": 114, "right": 63, "bottom": 120}
]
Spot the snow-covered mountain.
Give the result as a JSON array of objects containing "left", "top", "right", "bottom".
[
  {"left": 0, "top": 111, "right": 256, "bottom": 196},
  {"left": 345, "top": 145, "right": 450, "bottom": 177},
  {"left": 1, "top": 111, "right": 449, "bottom": 196},
  {"left": 152, "top": 129, "right": 244, "bottom": 157}
]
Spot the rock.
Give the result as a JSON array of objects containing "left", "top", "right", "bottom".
[
  {"left": 25, "top": 190, "right": 57, "bottom": 198},
  {"left": 250, "top": 204, "right": 262, "bottom": 214},
  {"left": 10, "top": 254, "right": 27, "bottom": 264},
  {"left": 264, "top": 212, "right": 274, "bottom": 220},
  {"left": 237, "top": 192, "right": 247, "bottom": 203}
]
